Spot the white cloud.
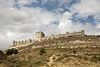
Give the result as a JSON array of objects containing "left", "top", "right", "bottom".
[
  {"left": 58, "top": 12, "right": 73, "bottom": 33},
  {"left": 17, "top": 0, "right": 30, "bottom": 4},
  {"left": 58, "top": 11, "right": 100, "bottom": 35},
  {"left": 0, "top": 1, "right": 61, "bottom": 49},
  {"left": 60, "top": 0, "right": 100, "bottom": 35},
  {"left": 96, "top": 23, "right": 100, "bottom": 28},
  {"left": 0, "top": 0, "right": 100, "bottom": 50},
  {"left": 71, "top": 0, "right": 100, "bottom": 17}
]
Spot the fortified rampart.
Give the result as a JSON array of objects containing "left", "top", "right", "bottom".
[
  {"left": 13, "top": 39, "right": 34, "bottom": 46},
  {"left": 36, "top": 30, "right": 85, "bottom": 42},
  {"left": 11, "top": 30, "right": 100, "bottom": 56},
  {"left": 12, "top": 30, "right": 100, "bottom": 49},
  {"left": 12, "top": 30, "right": 85, "bottom": 46}
]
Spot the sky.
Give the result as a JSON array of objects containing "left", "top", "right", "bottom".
[{"left": 0, "top": 0, "right": 100, "bottom": 50}]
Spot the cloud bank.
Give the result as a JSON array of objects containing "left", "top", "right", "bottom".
[{"left": 0, "top": 0, "right": 100, "bottom": 50}]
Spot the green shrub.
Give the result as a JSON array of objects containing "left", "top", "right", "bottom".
[
  {"left": 0, "top": 50, "right": 5, "bottom": 55},
  {"left": 73, "top": 50, "right": 76, "bottom": 54},
  {"left": 39, "top": 48, "right": 46, "bottom": 56},
  {"left": 90, "top": 55, "right": 100, "bottom": 63},
  {"left": 6, "top": 49, "right": 13, "bottom": 55},
  {"left": 0, "top": 50, "right": 6, "bottom": 61},
  {"left": 6, "top": 48, "right": 18, "bottom": 55},
  {"left": 12, "top": 48, "right": 18, "bottom": 54}
]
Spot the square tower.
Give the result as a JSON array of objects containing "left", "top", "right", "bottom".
[
  {"left": 81, "top": 30, "right": 85, "bottom": 36},
  {"left": 36, "top": 31, "right": 45, "bottom": 41}
]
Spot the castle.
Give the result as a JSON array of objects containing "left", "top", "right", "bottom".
[
  {"left": 36, "top": 30, "right": 85, "bottom": 42},
  {"left": 11, "top": 30, "right": 100, "bottom": 56},
  {"left": 12, "top": 30, "right": 85, "bottom": 46}
]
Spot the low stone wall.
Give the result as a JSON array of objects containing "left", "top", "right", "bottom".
[{"left": 13, "top": 39, "right": 35, "bottom": 46}]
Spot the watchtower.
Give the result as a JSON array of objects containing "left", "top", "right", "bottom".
[
  {"left": 36, "top": 31, "right": 45, "bottom": 41},
  {"left": 81, "top": 30, "right": 85, "bottom": 36}
]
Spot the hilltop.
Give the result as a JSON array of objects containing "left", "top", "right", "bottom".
[{"left": 0, "top": 30, "right": 100, "bottom": 67}]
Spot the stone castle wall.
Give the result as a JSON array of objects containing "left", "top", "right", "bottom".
[
  {"left": 37, "top": 30, "right": 85, "bottom": 42},
  {"left": 13, "top": 39, "right": 34, "bottom": 46},
  {"left": 12, "top": 30, "right": 85, "bottom": 46}
]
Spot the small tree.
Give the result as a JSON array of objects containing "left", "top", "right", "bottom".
[
  {"left": 6, "top": 48, "right": 18, "bottom": 55},
  {"left": 12, "top": 48, "right": 18, "bottom": 54},
  {"left": 90, "top": 55, "right": 100, "bottom": 62},
  {"left": 0, "top": 50, "right": 6, "bottom": 60},
  {"left": 39, "top": 48, "right": 46, "bottom": 56},
  {"left": 0, "top": 50, "right": 4, "bottom": 55},
  {"left": 73, "top": 50, "right": 76, "bottom": 54},
  {"left": 6, "top": 49, "right": 13, "bottom": 55}
]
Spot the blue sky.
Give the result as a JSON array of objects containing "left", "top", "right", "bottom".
[{"left": 0, "top": 0, "right": 100, "bottom": 49}]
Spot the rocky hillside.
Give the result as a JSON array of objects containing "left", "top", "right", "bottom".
[
  {"left": 0, "top": 48, "right": 100, "bottom": 67},
  {"left": 0, "top": 35, "right": 100, "bottom": 67}
]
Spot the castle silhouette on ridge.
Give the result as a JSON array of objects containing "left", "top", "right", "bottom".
[{"left": 12, "top": 30, "right": 85, "bottom": 46}]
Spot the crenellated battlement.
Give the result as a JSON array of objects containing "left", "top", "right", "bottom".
[{"left": 13, "top": 39, "right": 34, "bottom": 46}]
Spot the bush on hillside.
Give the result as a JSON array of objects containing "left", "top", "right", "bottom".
[
  {"left": 12, "top": 48, "right": 18, "bottom": 54},
  {"left": 90, "top": 55, "right": 100, "bottom": 62},
  {"left": 0, "top": 50, "right": 4, "bottom": 55},
  {"left": 73, "top": 50, "right": 76, "bottom": 54},
  {"left": 0, "top": 50, "right": 6, "bottom": 60},
  {"left": 6, "top": 48, "right": 18, "bottom": 55},
  {"left": 39, "top": 48, "right": 46, "bottom": 56}
]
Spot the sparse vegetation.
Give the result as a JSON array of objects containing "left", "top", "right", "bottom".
[
  {"left": 12, "top": 48, "right": 18, "bottom": 54},
  {"left": 0, "top": 48, "right": 100, "bottom": 67},
  {"left": 73, "top": 50, "right": 76, "bottom": 54},
  {"left": 90, "top": 55, "right": 100, "bottom": 63},
  {"left": 0, "top": 50, "right": 6, "bottom": 63},
  {"left": 39, "top": 48, "right": 46, "bottom": 55},
  {"left": 0, "top": 35, "right": 100, "bottom": 67}
]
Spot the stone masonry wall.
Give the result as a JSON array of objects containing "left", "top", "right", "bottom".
[
  {"left": 13, "top": 39, "right": 34, "bottom": 46},
  {"left": 40, "top": 30, "right": 85, "bottom": 41}
]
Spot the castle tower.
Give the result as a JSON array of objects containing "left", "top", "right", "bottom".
[
  {"left": 36, "top": 31, "right": 45, "bottom": 41},
  {"left": 81, "top": 30, "right": 85, "bottom": 36},
  {"left": 13, "top": 41, "right": 16, "bottom": 46}
]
